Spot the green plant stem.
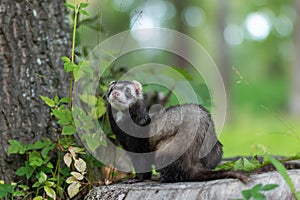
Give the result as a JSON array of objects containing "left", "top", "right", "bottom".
[
  {"left": 36, "top": 187, "right": 40, "bottom": 198},
  {"left": 54, "top": 136, "right": 61, "bottom": 186},
  {"left": 22, "top": 191, "right": 34, "bottom": 200},
  {"left": 68, "top": 2, "right": 79, "bottom": 110},
  {"left": 57, "top": 149, "right": 61, "bottom": 186}
]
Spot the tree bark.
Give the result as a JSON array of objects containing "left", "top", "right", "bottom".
[
  {"left": 85, "top": 169, "right": 300, "bottom": 200},
  {"left": 0, "top": 0, "right": 70, "bottom": 182},
  {"left": 216, "top": 0, "right": 231, "bottom": 120},
  {"left": 289, "top": 0, "right": 300, "bottom": 117}
]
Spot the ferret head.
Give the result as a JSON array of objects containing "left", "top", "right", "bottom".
[{"left": 106, "top": 80, "right": 143, "bottom": 111}]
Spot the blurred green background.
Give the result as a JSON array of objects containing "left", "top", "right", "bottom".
[{"left": 72, "top": 0, "right": 300, "bottom": 157}]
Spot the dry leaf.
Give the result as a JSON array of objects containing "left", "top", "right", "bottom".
[
  {"left": 71, "top": 171, "right": 84, "bottom": 180},
  {"left": 63, "top": 153, "right": 72, "bottom": 167},
  {"left": 74, "top": 158, "right": 87, "bottom": 173},
  {"left": 67, "top": 182, "right": 81, "bottom": 198},
  {"left": 66, "top": 176, "right": 78, "bottom": 184}
]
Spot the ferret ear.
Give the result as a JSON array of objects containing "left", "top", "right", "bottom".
[
  {"left": 106, "top": 81, "right": 115, "bottom": 98},
  {"left": 107, "top": 81, "right": 116, "bottom": 97},
  {"left": 108, "top": 81, "right": 116, "bottom": 87},
  {"left": 132, "top": 80, "right": 142, "bottom": 95}
]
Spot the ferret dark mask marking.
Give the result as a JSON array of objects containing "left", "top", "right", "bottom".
[{"left": 106, "top": 80, "right": 248, "bottom": 183}]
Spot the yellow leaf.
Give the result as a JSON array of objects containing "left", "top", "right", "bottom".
[
  {"left": 68, "top": 182, "right": 81, "bottom": 198},
  {"left": 74, "top": 158, "right": 87, "bottom": 173},
  {"left": 33, "top": 196, "right": 43, "bottom": 200},
  {"left": 44, "top": 186, "right": 56, "bottom": 200},
  {"left": 68, "top": 146, "right": 85, "bottom": 158},
  {"left": 68, "top": 146, "right": 77, "bottom": 158},
  {"left": 66, "top": 176, "right": 78, "bottom": 184},
  {"left": 104, "top": 179, "right": 112, "bottom": 186},
  {"left": 63, "top": 153, "right": 72, "bottom": 167},
  {"left": 71, "top": 172, "right": 84, "bottom": 180}
]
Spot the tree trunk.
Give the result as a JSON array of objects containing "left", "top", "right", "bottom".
[
  {"left": 173, "top": 0, "right": 189, "bottom": 69},
  {"left": 0, "top": 0, "right": 70, "bottom": 182},
  {"left": 85, "top": 170, "right": 300, "bottom": 200},
  {"left": 289, "top": 0, "right": 300, "bottom": 117},
  {"left": 216, "top": 0, "right": 231, "bottom": 121}
]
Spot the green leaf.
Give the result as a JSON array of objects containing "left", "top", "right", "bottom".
[
  {"left": 61, "top": 56, "right": 71, "bottom": 63},
  {"left": 46, "top": 162, "right": 54, "bottom": 169},
  {"left": 215, "top": 160, "right": 235, "bottom": 171},
  {"left": 32, "top": 181, "right": 42, "bottom": 188},
  {"left": 45, "top": 181, "right": 55, "bottom": 187},
  {"left": 51, "top": 109, "right": 64, "bottom": 119},
  {"left": 52, "top": 109, "right": 73, "bottom": 124},
  {"left": 79, "top": 94, "right": 106, "bottom": 119},
  {"left": 62, "top": 125, "right": 76, "bottom": 135},
  {"left": 72, "top": 106, "right": 94, "bottom": 131},
  {"left": 44, "top": 186, "right": 56, "bottom": 200},
  {"left": 56, "top": 185, "right": 64, "bottom": 197},
  {"left": 233, "top": 158, "right": 243, "bottom": 171},
  {"left": 241, "top": 189, "right": 252, "bottom": 200},
  {"left": 261, "top": 184, "right": 278, "bottom": 191},
  {"left": 79, "top": 2, "right": 89, "bottom": 8},
  {"left": 60, "top": 167, "right": 71, "bottom": 177},
  {"left": 33, "top": 196, "right": 43, "bottom": 200},
  {"left": 241, "top": 183, "right": 269, "bottom": 200},
  {"left": 251, "top": 183, "right": 263, "bottom": 193},
  {"left": 217, "top": 156, "right": 262, "bottom": 172},
  {"left": 12, "top": 190, "right": 25, "bottom": 197},
  {"left": 251, "top": 192, "right": 265, "bottom": 200},
  {"left": 243, "top": 157, "right": 260, "bottom": 172},
  {"left": 27, "top": 141, "right": 46, "bottom": 151},
  {"left": 40, "top": 96, "right": 55, "bottom": 107},
  {"left": 90, "top": 105, "right": 106, "bottom": 119},
  {"left": 64, "top": 3, "right": 75, "bottom": 10},
  {"left": 54, "top": 95, "right": 59, "bottom": 104},
  {"left": 73, "top": 67, "right": 82, "bottom": 82},
  {"left": 39, "top": 166, "right": 51, "bottom": 174},
  {"left": 58, "top": 118, "right": 71, "bottom": 125},
  {"left": 64, "top": 62, "right": 77, "bottom": 72},
  {"left": 16, "top": 162, "right": 35, "bottom": 180},
  {"left": 74, "top": 61, "right": 93, "bottom": 82},
  {"left": 268, "top": 155, "right": 297, "bottom": 196},
  {"left": 15, "top": 167, "right": 25, "bottom": 177},
  {"left": 41, "top": 144, "right": 55, "bottom": 159},
  {"left": 29, "top": 151, "right": 45, "bottom": 167},
  {"left": 295, "top": 192, "right": 300, "bottom": 200},
  {"left": 172, "top": 66, "right": 193, "bottom": 80},
  {"left": 81, "top": 62, "right": 93, "bottom": 77},
  {"left": 18, "top": 184, "right": 29, "bottom": 191},
  {"left": 59, "top": 97, "right": 69, "bottom": 103},
  {"left": 37, "top": 171, "right": 47, "bottom": 183},
  {"left": 79, "top": 94, "right": 98, "bottom": 105},
  {"left": 8, "top": 140, "right": 26, "bottom": 155},
  {"left": 0, "top": 183, "right": 15, "bottom": 198},
  {"left": 79, "top": 9, "right": 89, "bottom": 16},
  {"left": 81, "top": 133, "right": 103, "bottom": 153}
]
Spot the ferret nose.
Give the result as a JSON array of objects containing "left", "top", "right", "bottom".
[{"left": 112, "top": 91, "right": 120, "bottom": 97}]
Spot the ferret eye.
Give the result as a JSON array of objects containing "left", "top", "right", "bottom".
[{"left": 125, "top": 87, "right": 131, "bottom": 93}]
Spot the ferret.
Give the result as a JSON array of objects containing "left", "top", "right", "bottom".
[{"left": 106, "top": 80, "right": 247, "bottom": 182}]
